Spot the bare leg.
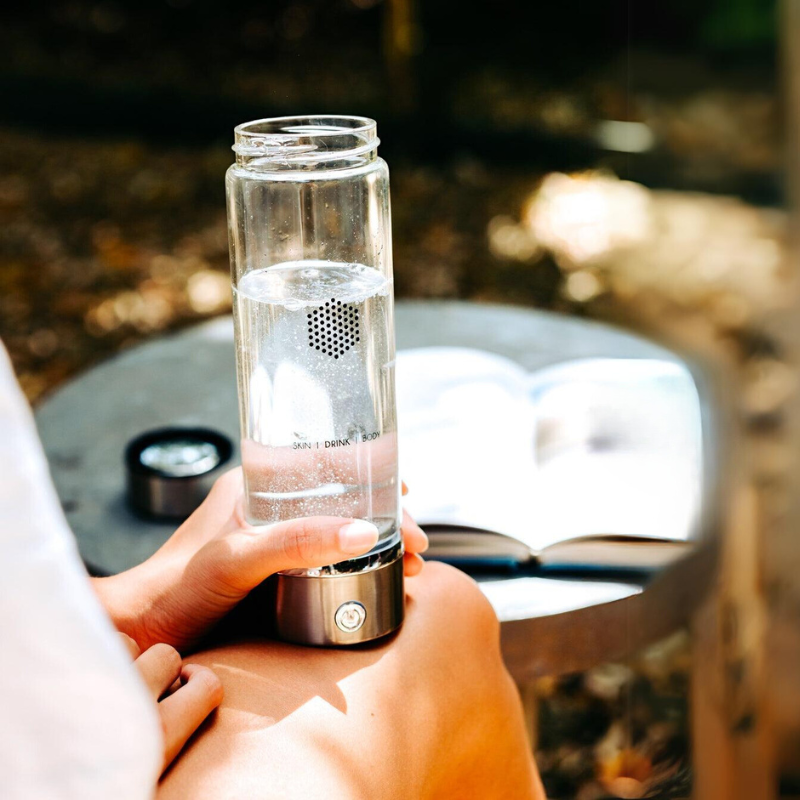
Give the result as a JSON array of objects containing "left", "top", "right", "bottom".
[{"left": 158, "top": 562, "right": 544, "bottom": 800}]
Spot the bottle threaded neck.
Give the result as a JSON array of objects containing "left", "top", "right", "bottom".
[{"left": 232, "top": 115, "right": 379, "bottom": 170}]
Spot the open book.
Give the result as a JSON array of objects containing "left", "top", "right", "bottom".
[{"left": 396, "top": 348, "right": 703, "bottom": 572}]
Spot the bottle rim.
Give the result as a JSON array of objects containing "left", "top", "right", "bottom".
[{"left": 232, "top": 115, "right": 379, "bottom": 164}]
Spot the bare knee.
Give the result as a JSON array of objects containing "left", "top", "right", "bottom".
[
  {"left": 406, "top": 560, "right": 501, "bottom": 651},
  {"left": 418, "top": 561, "right": 497, "bottom": 618}
]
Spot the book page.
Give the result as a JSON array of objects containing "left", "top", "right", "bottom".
[
  {"left": 531, "top": 358, "right": 702, "bottom": 550},
  {"left": 397, "top": 349, "right": 703, "bottom": 557},
  {"left": 397, "top": 347, "right": 537, "bottom": 541}
]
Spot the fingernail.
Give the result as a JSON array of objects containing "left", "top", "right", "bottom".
[{"left": 338, "top": 520, "right": 379, "bottom": 554}]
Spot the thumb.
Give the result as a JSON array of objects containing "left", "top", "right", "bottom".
[{"left": 214, "top": 517, "right": 380, "bottom": 593}]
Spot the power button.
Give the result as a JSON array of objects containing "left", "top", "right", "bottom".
[{"left": 335, "top": 601, "right": 367, "bottom": 633}]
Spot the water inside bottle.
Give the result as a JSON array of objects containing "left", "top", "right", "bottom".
[{"left": 233, "top": 260, "right": 401, "bottom": 572}]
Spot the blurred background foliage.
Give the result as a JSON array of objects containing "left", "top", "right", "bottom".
[
  {"left": 0, "top": 2, "right": 782, "bottom": 797},
  {"left": 0, "top": 0, "right": 781, "bottom": 402}
]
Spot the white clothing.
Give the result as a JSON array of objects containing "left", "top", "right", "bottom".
[{"left": 0, "top": 346, "right": 161, "bottom": 799}]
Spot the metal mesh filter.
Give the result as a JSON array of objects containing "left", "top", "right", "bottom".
[{"left": 308, "top": 298, "right": 361, "bottom": 359}]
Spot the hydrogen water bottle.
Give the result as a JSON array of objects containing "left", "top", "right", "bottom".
[{"left": 226, "top": 116, "right": 403, "bottom": 645}]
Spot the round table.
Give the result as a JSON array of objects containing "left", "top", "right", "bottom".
[{"left": 35, "top": 301, "right": 715, "bottom": 679}]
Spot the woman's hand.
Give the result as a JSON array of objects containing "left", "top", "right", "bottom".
[
  {"left": 95, "top": 469, "right": 427, "bottom": 651},
  {"left": 119, "top": 633, "right": 223, "bottom": 775}
]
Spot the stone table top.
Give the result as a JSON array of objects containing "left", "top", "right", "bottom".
[{"left": 36, "top": 301, "right": 713, "bottom": 678}]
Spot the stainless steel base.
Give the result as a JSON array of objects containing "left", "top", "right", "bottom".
[{"left": 271, "top": 554, "right": 405, "bottom": 646}]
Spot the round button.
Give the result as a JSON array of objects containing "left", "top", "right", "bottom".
[{"left": 335, "top": 601, "right": 367, "bottom": 633}]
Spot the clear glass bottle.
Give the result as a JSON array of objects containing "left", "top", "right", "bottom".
[{"left": 226, "top": 116, "right": 403, "bottom": 645}]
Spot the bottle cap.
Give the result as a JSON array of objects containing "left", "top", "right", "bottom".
[{"left": 125, "top": 427, "right": 233, "bottom": 519}]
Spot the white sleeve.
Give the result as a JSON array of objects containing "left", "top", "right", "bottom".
[{"left": 0, "top": 344, "right": 162, "bottom": 799}]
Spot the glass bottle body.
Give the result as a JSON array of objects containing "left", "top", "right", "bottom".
[{"left": 226, "top": 117, "right": 401, "bottom": 575}]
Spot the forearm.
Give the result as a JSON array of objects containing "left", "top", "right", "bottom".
[
  {"left": 91, "top": 549, "right": 249, "bottom": 653},
  {"left": 91, "top": 562, "right": 168, "bottom": 649},
  {"left": 92, "top": 571, "right": 143, "bottom": 638}
]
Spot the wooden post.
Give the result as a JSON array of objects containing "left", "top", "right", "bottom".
[
  {"left": 691, "top": 488, "right": 774, "bottom": 799},
  {"left": 766, "top": 0, "right": 800, "bottom": 778},
  {"left": 519, "top": 681, "right": 540, "bottom": 754},
  {"left": 691, "top": 3, "right": 800, "bottom": 792}
]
